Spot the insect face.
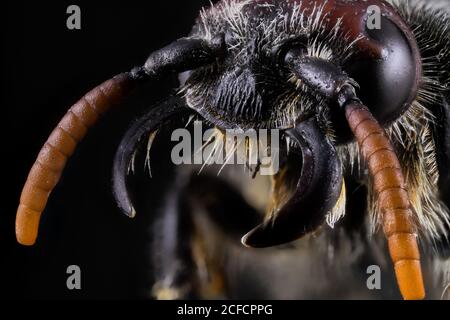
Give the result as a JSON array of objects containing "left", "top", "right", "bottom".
[
  {"left": 16, "top": 0, "right": 450, "bottom": 300},
  {"left": 184, "top": 0, "right": 346, "bottom": 131},
  {"left": 184, "top": 0, "right": 421, "bottom": 140}
]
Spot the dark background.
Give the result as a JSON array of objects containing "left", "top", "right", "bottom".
[{"left": 1, "top": 0, "right": 211, "bottom": 299}]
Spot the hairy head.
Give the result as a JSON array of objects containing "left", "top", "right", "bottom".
[{"left": 183, "top": 0, "right": 355, "bottom": 131}]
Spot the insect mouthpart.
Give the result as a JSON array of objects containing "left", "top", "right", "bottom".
[{"left": 242, "top": 116, "right": 343, "bottom": 248}]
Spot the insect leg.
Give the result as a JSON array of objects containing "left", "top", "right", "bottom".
[
  {"left": 184, "top": 174, "right": 262, "bottom": 299},
  {"left": 151, "top": 172, "right": 262, "bottom": 300},
  {"left": 150, "top": 171, "right": 197, "bottom": 300}
]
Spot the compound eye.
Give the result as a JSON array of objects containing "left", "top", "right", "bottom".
[{"left": 344, "top": 16, "right": 421, "bottom": 125}]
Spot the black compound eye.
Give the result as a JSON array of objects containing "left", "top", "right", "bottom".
[
  {"left": 344, "top": 16, "right": 421, "bottom": 125},
  {"left": 283, "top": 13, "right": 421, "bottom": 143}
]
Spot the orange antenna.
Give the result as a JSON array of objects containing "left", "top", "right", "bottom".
[
  {"left": 15, "top": 37, "right": 225, "bottom": 246},
  {"left": 345, "top": 102, "right": 425, "bottom": 300},
  {"left": 16, "top": 73, "right": 134, "bottom": 246}
]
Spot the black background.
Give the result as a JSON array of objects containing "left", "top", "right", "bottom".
[{"left": 1, "top": 0, "right": 211, "bottom": 299}]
